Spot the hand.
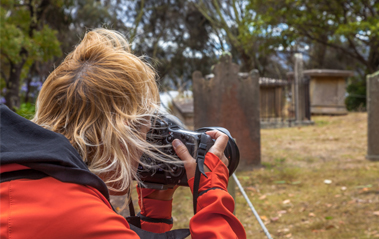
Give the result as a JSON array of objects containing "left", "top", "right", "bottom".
[{"left": 172, "top": 130, "right": 229, "bottom": 180}]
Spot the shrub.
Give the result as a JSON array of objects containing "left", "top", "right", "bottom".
[
  {"left": 345, "top": 78, "right": 366, "bottom": 111},
  {"left": 16, "top": 103, "right": 36, "bottom": 120}
]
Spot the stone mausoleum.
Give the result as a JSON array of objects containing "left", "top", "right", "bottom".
[{"left": 305, "top": 69, "right": 354, "bottom": 115}]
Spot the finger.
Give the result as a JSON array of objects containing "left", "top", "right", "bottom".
[
  {"left": 172, "top": 139, "right": 193, "bottom": 163},
  {"left": 205, "top": 131, "right": 229, "bottom": 159},
  {"left": 172, "top": 139, "right": 196, "bottom": 179}
]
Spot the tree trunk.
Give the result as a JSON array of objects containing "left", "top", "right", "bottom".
[
  {"left": 4, "top": 62, "right": 24, "bottom": 111},
  {"left": 24, "top": 75, "right": 32, "bottom": 104},
  {"left": 368, "top": 39, "right": 379, "bottom": 73},
  {"left": 240, "top": 51, "right": 254, "bottom": 72},
  {"left": 313, "top": 39, "right": 327, "bottom": 68},
  {"left": 24, "top": 62, "right": 37, "bottom": 104}
]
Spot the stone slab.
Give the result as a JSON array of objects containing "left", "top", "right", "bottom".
[
  {"left": 193, "top": 55, "right": 261, "bottom": 167},
  {"left": 287, "top": 69, "right": 354, "bottom": 78},
  {"left": 310, "top": 106, "right": 348, "bottom": 115},
  {"left": 366, "top": 71, "right": 379, "bottom": 161}
]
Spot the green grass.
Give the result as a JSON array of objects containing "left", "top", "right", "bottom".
[
  {"left": 169, "top": 113, "right": 379, "bottom": 239},
  {"left": 313, "top": 119, "right": 330, "bottom": 127}
]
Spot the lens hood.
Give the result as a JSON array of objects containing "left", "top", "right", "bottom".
[{"left": 195, "top": 127, "right": 240, "bottom": 176}]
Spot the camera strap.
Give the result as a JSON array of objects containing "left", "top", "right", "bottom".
[
  {"left": 192, "top": 134, "right": 209, "bottom": 214},
  {"left": 126, "top": 195, "right": 142, "bottom": 229}
]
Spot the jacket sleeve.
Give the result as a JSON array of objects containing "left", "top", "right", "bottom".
[
  {"left": 188, "top": 152, "right": 247, "bottom": 239},
  {"left": 136, "top": 152, "right": 246, "bottom": 238},
  {"left": 137, "top": 186, "right": 174, "bottom": 233}
]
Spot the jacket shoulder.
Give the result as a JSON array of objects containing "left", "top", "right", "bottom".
[{"left": 0, "top": 177, "right": 139, "bottom": 239}]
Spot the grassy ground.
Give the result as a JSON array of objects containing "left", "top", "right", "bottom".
[
  {"left": 167, "top": 113, "right": 379, "bottom": 238},
  {"left": 16, "top": 101, "right": 378, "bottom": 237}
]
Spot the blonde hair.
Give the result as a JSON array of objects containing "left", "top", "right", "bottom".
[{"left": 33, "top": 28, "right": 164, "bottom": 193}]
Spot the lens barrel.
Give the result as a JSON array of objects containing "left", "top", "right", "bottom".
[{"left": 195, "top": 127, "right": 240, "bottom": 176}]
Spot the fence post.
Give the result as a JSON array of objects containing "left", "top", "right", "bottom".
[{"left": 367, "top": 71, "right": 379, "bottom": 161}]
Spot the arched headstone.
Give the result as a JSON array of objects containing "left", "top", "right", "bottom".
[{"left": 192, "top": 55, "right": 261, "bottom": 167}]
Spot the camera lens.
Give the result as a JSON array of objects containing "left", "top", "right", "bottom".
[
  {"left": 195, "top": 127, "right": 240, "bottom": 176},
  {"left": 168, "top": 165, "right": 184, "bottom": 177}
]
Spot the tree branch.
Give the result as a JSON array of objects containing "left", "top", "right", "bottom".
[
  {"left": 1, "top": 52, "right": 13, "bottom": 64},
  {"left": 299, "top": 27, "right": 369, "bottom": 67},
  {"left": 339, "top": 2, "right": 369, "bottom": 68},
  {"left": 195, "top": 2, "right": 221, "bottom": 28},
  {"left": 232, "top": 0, "right": 241, "bottom": 24},
  {"left": 130, "top": 0, "right": 145, "bottom": 43},
  {"left": 362, "top": 0, "right": 376, "bottom": 17},
  {"left": 152, "top": 31, "right": 165, "bottom": 59},
  {"left": 28, "top": 0, "right": 36, "bottom": 37},
  {"left": 214, "top": 28, "right": 225, "bottom": 51},
  {"left": 1, "top": 71, "right": 8, "bottom": 84},
  {"left": 36, "top": 0, "right": 51, "bottom": 22},
  {"left": 14, "top": 4, "right": 29, "bottom": 7},
  {"left": 354, "top": 34, "right": 370, "bottom": 44},
  {"left": 211, "top": 0, "right": 240, "bottom": 48},
  {"left": 238, "top": 0, "right": 244, "bottom": 20}
]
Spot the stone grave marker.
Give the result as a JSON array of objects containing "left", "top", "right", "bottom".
[
  {"left": 192, "top": 55, "right": 261, "bottom": 167},
  {"left": 367, "top": 71, "right": 379, "bottom": 161}
]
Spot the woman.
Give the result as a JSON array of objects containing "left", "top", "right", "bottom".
[{"left": 0, "top": 29, "right": 246, "bottom": 238}]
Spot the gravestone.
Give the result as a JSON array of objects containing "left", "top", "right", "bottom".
[
  {"left": 294, "top": 53, "right": 306, "bottom": 122},
  {"left": 192, "top": 55, "right": 261, "bottom": 167},
  {"left": 367, "top": 71, "right": 379, "bottom": 161},
  {"left": 287, "top": 54, "right": 313, "bottom": 122}
]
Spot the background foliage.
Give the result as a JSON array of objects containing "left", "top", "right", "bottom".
[{"left": 1, "top": 0, "right": 377, "bottom": 111}]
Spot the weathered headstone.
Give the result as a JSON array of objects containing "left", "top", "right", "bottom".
[
  {"left": 367, "top": 71, "right": 379, "bottom": 161},
  {"left": 294, "top": 53, "right": 306, "bottom": 122},
  {"left": 192, "top": 55, "right": 261, "bottom": 167}
]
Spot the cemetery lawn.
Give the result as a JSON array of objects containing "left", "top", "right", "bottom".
[{"left": 169, "top": 112, "right": 379, "bottom": 239}]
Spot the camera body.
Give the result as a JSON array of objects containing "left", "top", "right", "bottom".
[{"left": 138, "top": 116, "right": 239, "bottom": 189}]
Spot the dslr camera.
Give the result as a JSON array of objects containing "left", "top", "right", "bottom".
[{"left": 138, "top": 115, "right": 240, "bottom": 189}]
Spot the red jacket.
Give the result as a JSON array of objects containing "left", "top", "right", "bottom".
[
  {"left": 1, "top": 153, "right": 246, "bottom": 239},
  {"left": 0, "top": 105, "right": 246, "bottom": 238}
]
